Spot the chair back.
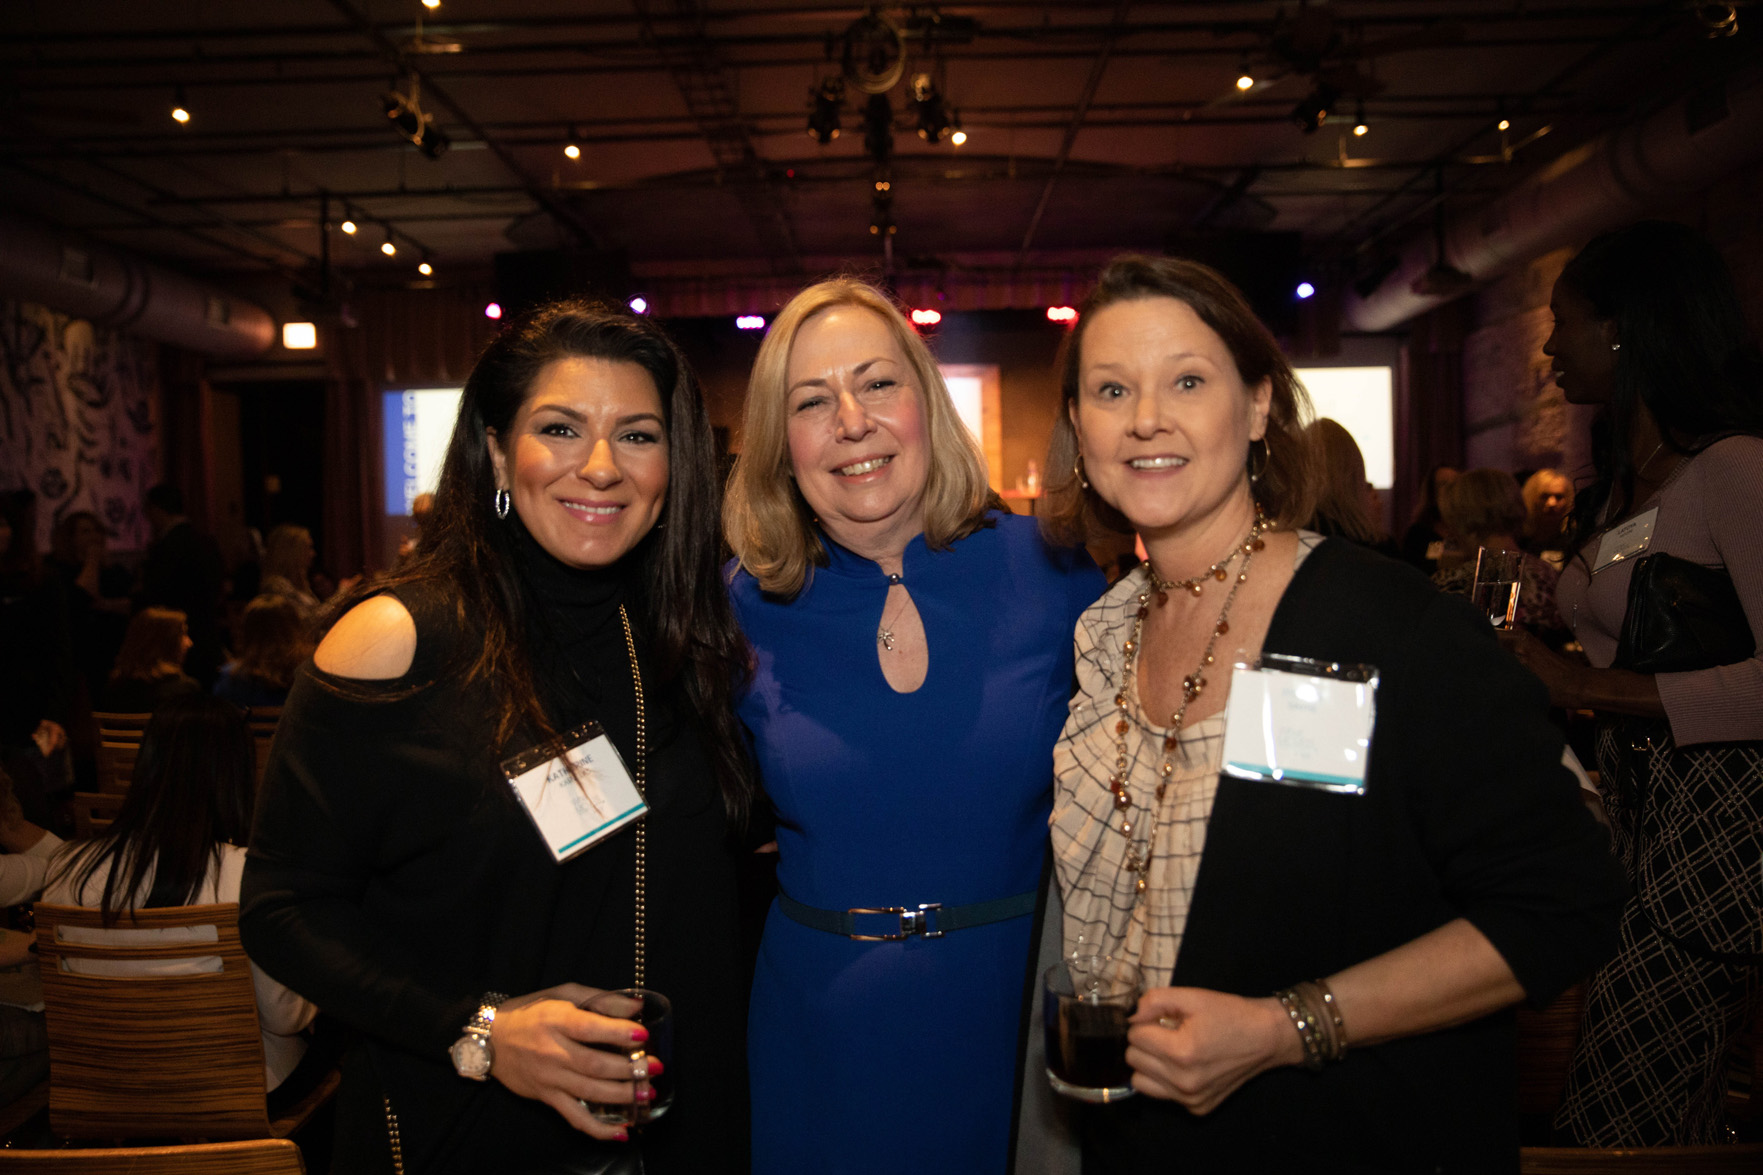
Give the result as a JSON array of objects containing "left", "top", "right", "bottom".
[
  {"left": 1516, "top": 981, "right": 1585, "bottom": 1116},
  {"left": 1521, "top": 1144, "right": 1763, "bottom": 1173},
  {"left": 0, "top": 1138, "right": 306, "bottom": 1173},
  {"left": 92, "top": 712, "right": 151, "bottom": 795},
  {"left": 69, "top": 792, "right": 126, "bottom": 839},
  {"left": 34, "top": 902, "right": 273, "bottom": 1140}
]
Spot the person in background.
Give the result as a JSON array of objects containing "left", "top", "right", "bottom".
[
  {"left": 1041, "top": 254, "right": 1621, "bottom": 1172},
  {"left": 1501, "top": 220, "right": 1763, "bottom": 1146},
  {"left": 1398, "top": 464, "right": 1459, "bottom": 575},
  {"left": 258, "top": 525, "right": 322, "bottom": 624},
  {"left": 1304, "top": 418, "right": 1396, "bottom": 557},
  {"left": 45, "top": 511, "right": 132, "bottom": 703},
  {"left": 724, "top": 277, "right": 1104, "bottom": 1174},
  {"left": 1433, "top": 468, "right": 1569, "bottom": 647},
  {"left": 97, "top": 607, "right": 200, "bottom": 714},
  {"left": 0, "top": 500, "right": 78, "bottom": 831},
  {"left": 139, "top": 484, "right": 226, "bottom": 689},
  {"left": 1522, "top": 468, "right": 1575, "bottom": 567},
  {"left": 398, "top": 492, "right": 437, "bottom": 562},
  {"left": 44, "top": 694, "right": 318, "bottom": 1094},
  {"left": 0, "top": 762, "right": 55, "bottom": 1113},
  {"left": 214, "top": 595, "right": 312, "bottom": 709}
]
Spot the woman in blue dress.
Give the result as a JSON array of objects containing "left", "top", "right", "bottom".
[{"left": 724, "top": 279, "right": 1106, "bottom": 1173}]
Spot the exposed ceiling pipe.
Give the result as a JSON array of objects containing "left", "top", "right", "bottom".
[
  {"left": 0, "top": 211, "right": 275, "bottom": 358},
  {"left": 1346, "top": 61, "right": 1763, "bottom": 332}
]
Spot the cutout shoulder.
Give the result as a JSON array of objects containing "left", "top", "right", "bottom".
[{"left": 314, "top": 594, "right": 418, "bottom": 680}]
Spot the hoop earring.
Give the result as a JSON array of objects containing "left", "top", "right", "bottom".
[
  {"left": 1248, "top": 438, "right": 1270, "bottom": 484},
  {"left": 494, "top": 488, "right": 511, "bottom": 520},
  {"left": 1073, "top": 455, "right": 1089, "bottom": 491}
]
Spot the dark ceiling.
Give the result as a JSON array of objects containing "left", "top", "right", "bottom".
[{"left": 2, "top": 1, "right": 1757, "bottom": 313}]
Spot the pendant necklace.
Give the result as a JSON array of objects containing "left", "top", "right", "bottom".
[
  {"left": 876, "top": 572, "right": 905, "bottom": 652},
  {"left": 1110, "top": 505, "right": 1268, "bottom": 901}
]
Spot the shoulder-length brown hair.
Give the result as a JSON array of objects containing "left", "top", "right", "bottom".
[
  {"left": 1041, "top": 254, "right": 1318, "bottom": 546},
  {"left": 111, "top": 607, "right": 188, "bottom": 682},
  {"left": 724, "top": 277, "right": 996, "bottom": 597}
]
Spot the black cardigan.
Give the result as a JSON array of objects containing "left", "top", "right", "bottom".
[{"left": 1082, "top": 539, "right": 1626, "bottom": 1174}]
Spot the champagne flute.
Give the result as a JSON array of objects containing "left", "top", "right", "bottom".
[{"left": 1471, "top": 548, "right": 1523, "bottom": 629}]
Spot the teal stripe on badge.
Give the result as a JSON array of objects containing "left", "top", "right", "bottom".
[
  {"left": 1226, "top": 761, "right": 1364, "bottom": 789},
  {"left": 556, "top": 803, "right": 647, "bottom": 854}
]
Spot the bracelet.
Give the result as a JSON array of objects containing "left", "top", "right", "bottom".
[
  {"left": 1273, "top": 987, "right": 1325, "bottom": 1071},
  {"left": 1308, "top": 977, "right": 1348, "bottom": 1061}
]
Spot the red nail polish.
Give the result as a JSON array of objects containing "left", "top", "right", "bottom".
[
  {"left": 646, "top": 1059, "right": 665, "bottom": 1075},
  {"left": 630, "top": 1027, "right": 649, "bottom": 1043},
  {"left": 637, "top": 1087, "right": 655, "bottom": 1101},
  {"left": 613, "top": 1130, "right": 629, "bottom": 1142}
]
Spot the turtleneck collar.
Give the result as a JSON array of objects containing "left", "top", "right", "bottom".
[{"left": 509, "top": 515, "right": 634, "bottom": 641}]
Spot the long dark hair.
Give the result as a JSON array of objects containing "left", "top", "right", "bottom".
[
  {"left": 53, "top": 693, "right": 255, "bottom": 926},
  {"left": 1559, "top": 221, "right": 1763, "bottom": 546},
  {"left": 328, "top": 300, "right": 756, "bottom": 828}
]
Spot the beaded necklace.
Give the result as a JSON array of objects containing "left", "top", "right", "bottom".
[{"left": 1110, "top": 506, "right": 1268, "bottom": 899}]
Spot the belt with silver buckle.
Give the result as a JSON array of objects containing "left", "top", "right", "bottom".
[{"left": 776, "top": 889, "right": 1037, "bottom": 942}]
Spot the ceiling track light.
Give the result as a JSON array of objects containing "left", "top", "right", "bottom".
[
  {"left": 340, "top": 218, "right": 358, "bottom": 235},
  {"left": 1352, "top": 99, "right": 1368, "bottom": 137},
  {"left": 911, "top": 73, "right": 953, "bottom": 143},
  {"left": 807, "top": 76, "right": 845, "bottom": 144},
  {"left": 1291, "top": 84, "right": 1341, "bottom": 135},
  {"left": 381, "top": 74, "right": 450, "bottom": 159},
  {"left": 381, "top": 227, "right": 397, "bottom": 257},
  {"left": 418, "top": 260, "right": 433, "bottom": 276},
  {"left": 171, "top": 85, "right": 191, "bottom": 125},
  {"left": 564, "top": 125, "right": 581, "bottom": 159}
]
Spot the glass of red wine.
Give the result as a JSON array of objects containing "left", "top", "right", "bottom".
[{"left": 1044, "top": 954, "right": 1143, "bottom": 1102}]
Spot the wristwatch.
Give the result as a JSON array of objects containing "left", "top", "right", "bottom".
[{"left": 449, "top": 992, "right": 509, "bottom": 1081}]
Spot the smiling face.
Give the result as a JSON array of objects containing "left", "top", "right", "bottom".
[
  {"left": 1070, "top": 296, "right": 1270, "bottom": 545},
  {"left": 487, "top": 355, "right": 669, "bottom": 569},
  {"left": 1543, "top": 279, "right": 1618, "bottom": 405},
  {"left": 783, "top": 306, "right": 930, "bottom": 557}
]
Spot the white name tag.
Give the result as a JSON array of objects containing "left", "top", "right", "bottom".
[
  {"left": 502, "top": 723, "right": 647, "bottom": 863},
  {"left": 1592, "top": 507, "right": 1658, "bottom": 573},
  {"left": 1221, "top": 656, "right": 1378, "bottom": 795}
]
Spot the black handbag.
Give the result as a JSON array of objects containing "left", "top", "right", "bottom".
[{"left": 1612, "top": 552, "right": 1754, "bottom": 674}]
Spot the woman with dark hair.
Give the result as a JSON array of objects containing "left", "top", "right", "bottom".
[
  {"left": 724, "top": 278, "right": 1103, "bottom": 1173},
  {"left": 1397, "top": 464, "right": 1459, "bottom": 574},
  {"left": 45, "top": 693, "right": 316, "bottom": 1091},
  {"left": 96, "top": 606, "right": 200, "bottom": 713},
  {"left": 1502, "top": 220, "right": 1763, "bottom": 1146},
  {"left": 241, "top": 300, "right": 756, "bottom": 1174},
  {"left": 214, "top": 594, "right": 312, "bottom": 709},
  {"left": 1432, "top": 468, "right": 1567, "bottom": 646},
  {"left": 1038, "top": 254, "right": 1622, "bottom": 1171}
]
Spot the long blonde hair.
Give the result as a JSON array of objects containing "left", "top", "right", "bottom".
[{"left": 724, "top": 278, "right": 995, "bottom": 597}]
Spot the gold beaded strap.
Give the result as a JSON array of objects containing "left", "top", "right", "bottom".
[{"left": 617, "top": 605, "right": 648, "bottom": 988}]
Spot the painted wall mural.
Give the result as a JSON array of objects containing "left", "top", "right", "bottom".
[{"left": 0, "top": 300, "right": 160, "bottom": 551}]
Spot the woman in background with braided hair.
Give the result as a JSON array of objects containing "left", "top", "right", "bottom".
[{"left": 1040, "top": 254, "right": 1623, "bottom": 1172}]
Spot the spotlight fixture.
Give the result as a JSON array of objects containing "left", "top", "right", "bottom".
[
  {"left": 911, "top": 73, "right": 952, "bottom": 143},
  {"left": 564, "top": 143, "right": 580, "bottom": 160},
  {"left": 1695, "top": 4, "right": 1739, "bottom": 37},
  {"left": 1236, "top": 73, "right": 1256, "bottom": 92},
  {"left": 1291, "top": 84, "right": 1341, "bottom": 135},
  {"left": 418, "top": 261, "right": 433, "bottom": 276},
  {"left": 381, "top": 241, "right": 397, "bottom": 256},
  {"left": 484, "top": 302, "right": 503, "bottom": 320},
  {"left": 282, "top": 322, "right": 318, "bottom": 350},
  {"left": 1352, "top": 99, "right": 1368, "bottom": 137},
  {"left": 1046, "top": 306, "right": 1078, "bottom": 324},
  {"left": 950, "top": 127, "right": 968, "bottom": 147},
  {"left": 807, "top": 76, "right": 845, "bottom": 144},
  {"left": 171, "top": 86, "right": 191, "bottom": 124},
  {"left": 909, "top": 308, "right": 941, "bottom": 326},
  {"left": 869, "top": 185, "right": 895, "bottom": 236},
  {"left": 1498, "top": 118, "right": 1511, "bottom": 131},
  {"left": 422, "top": 0, "right": 441, "bottom": 8},
  {"left": 1353, "top": 122, "right": 1368, "bottom": 137},
  {"left": 875, "top": 180, "right": 890, "bottom": 192},
  {"left": 1296, "top": 282, "right": 1316, "bottom": 300},
  {"left": 381, "top": 74, "right": 450, "bottom": 159},
  {"left": 340, "top": 219, "right": 358, "bottom": 235},
  {"left": 628, "top": 296, "right": 649, "bottom": 315},
  {"left": 735, "top": 315, "right": 767, "bottom": 331}
]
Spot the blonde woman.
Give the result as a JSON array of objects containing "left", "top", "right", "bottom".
[
  {"left": 259, "top": 524, "right": 321, "bottom": 621},
  {"left": 724, "top": 278, "right": 1105, "bottom": 1173}
]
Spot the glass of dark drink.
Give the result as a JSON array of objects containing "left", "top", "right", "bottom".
[
  {"left": 581, "top": 988, "right": 674, "bottom": 1127},
  {"left": 1044, "top": 954, "right": 1143, "bottom": 1103}
]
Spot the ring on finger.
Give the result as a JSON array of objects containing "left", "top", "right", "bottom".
[{"left": 630, "top": 1056, "right": 649, "bottom": 1081}]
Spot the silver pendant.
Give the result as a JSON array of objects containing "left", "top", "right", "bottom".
[{"left": 877, "top": 627, "right": 895, "bottom": 652}]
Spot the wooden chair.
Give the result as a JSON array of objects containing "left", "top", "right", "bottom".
[
  {"left": 1521, "top": 1145, "right": 1763, "bottom": 1173},
  {"left": 0, "top": 1138, "right": 305, "bottom": 1173},
  {"left": 68, "top": 793, "right": 125, "bottom": 840},
  {"left": 33, "top": 903, "right": 335, "bottom": 1142},
  {"left": 1517, "top": 981, "right": 1587, "bottom": 1117},
  {"left": 90, "top": 713, "right": 151, "bottom": 795},
  {"left": 245, "top": 707, "right": 282, "bottom": 789}
]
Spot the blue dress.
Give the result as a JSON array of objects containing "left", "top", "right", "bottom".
[{"left": 732, "top": 513, "right": 1105, "bottom": 1174}]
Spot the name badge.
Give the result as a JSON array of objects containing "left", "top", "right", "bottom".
[
  {"left": 1592, "top": 507, "right": 1658, "bottom": 573},
  {"left": 501, "top": 722, "right": 647, "bottom": 863},
  {"left": 1221, "top": 655, "right": 1378, "bottom": 795}
]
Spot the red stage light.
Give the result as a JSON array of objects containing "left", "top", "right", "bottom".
[
  {"left": 910, "top": 308, "right": 942, "bottom": 326},
  {"left": 1046, "top": 306, "right": 1078, "bottom": 324}
]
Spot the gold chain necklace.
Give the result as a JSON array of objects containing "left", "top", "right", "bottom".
[
  {"left": 1110, "top": 508, "right": 1267, "bottom": 899},
  {"left": 617, "top": 605, "right": 648, "bottom": 988}
]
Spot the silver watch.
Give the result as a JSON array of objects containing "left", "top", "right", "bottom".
[{"left": 449, "top": 992, "right": 509, "bottom": 1081}]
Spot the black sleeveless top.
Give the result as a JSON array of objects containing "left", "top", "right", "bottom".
[{"left": 241, "top": 531, "right": 749, "bottom": 1174}]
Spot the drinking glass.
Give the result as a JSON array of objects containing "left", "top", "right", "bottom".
[
  {"left": 1044, "top": 954, "right": 1143, "bottom": 1103},
  {"left": 1471, "top": 548, "right": 1523, "bottom": 629},
  {"left": 581, "top": 988, "right": 673, "bottom": 1126}
]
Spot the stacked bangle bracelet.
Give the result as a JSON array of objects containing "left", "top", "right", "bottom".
[{"left": 1273, "top": 978, "right": 1349, "bottom": 1070}]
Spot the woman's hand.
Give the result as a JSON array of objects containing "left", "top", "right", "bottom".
[
  {"left": 488, "top": 983, "right": 661, "bottom": 1141},
  {"left": 1497, "top": 628, "right": 1583, "bottom": 708},
  {"left": 1124, "top": 987, "right": 1301, "bottom": 1115}
]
